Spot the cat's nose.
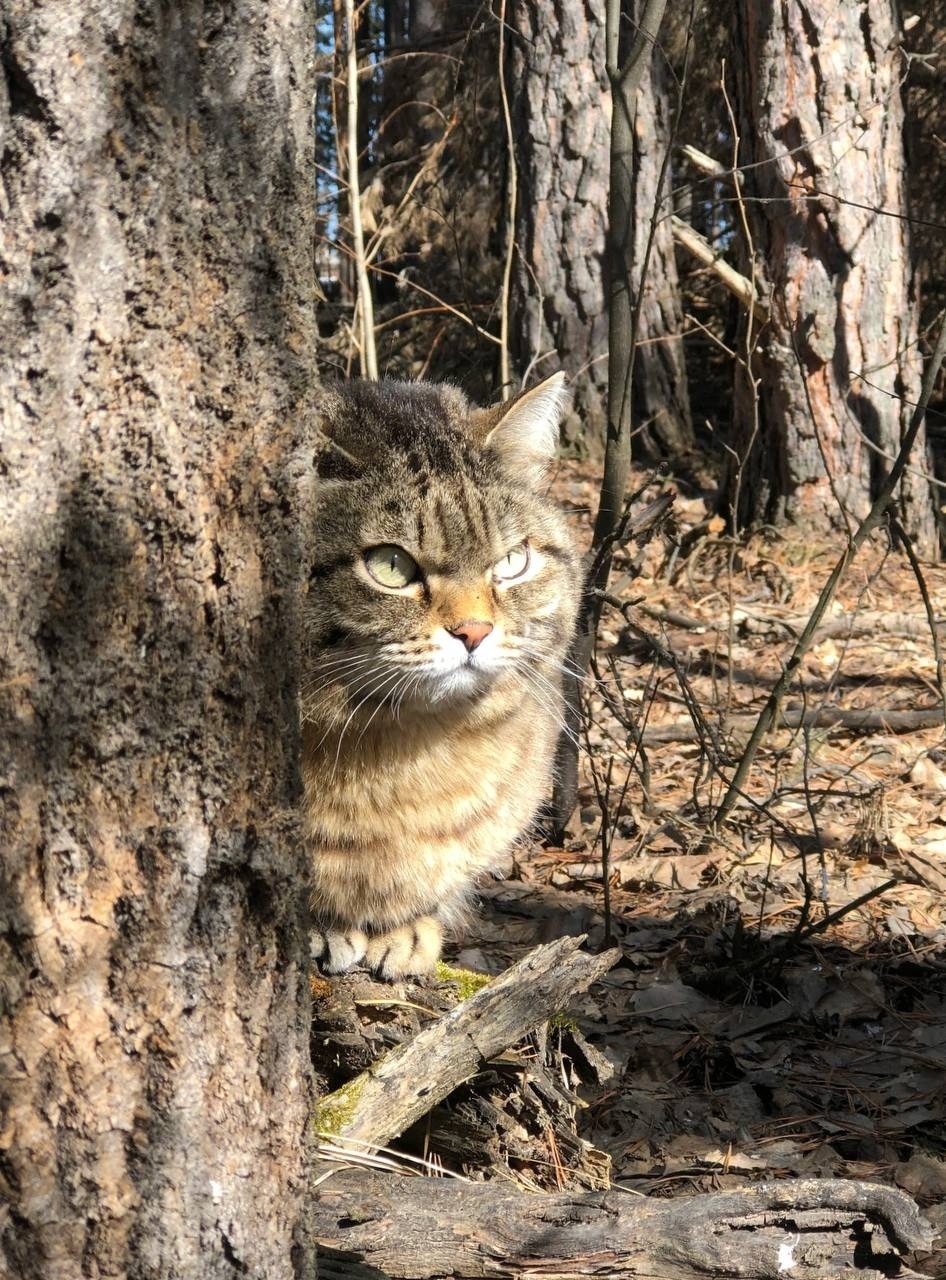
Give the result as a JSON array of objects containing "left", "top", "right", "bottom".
[{"left": 447, "top": 620, "right": 494, "bottom": 652}]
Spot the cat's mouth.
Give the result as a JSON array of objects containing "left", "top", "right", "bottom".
[
  {"left": 415, "top": 659, "right": 499, "bottom": 705},
  {"left": 323, "top": 633, "right": 511, "bottom": 713}
]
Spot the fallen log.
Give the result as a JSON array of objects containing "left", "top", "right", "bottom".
[
  {"left": 641, "top": 704, "right": 945, "bottom": 745},
  {"left": 313, "top": 936, "right": 620, "bottom": 1151},
  {"left": 313, "top": 1171, "right": 933, "bottom": 1280}
]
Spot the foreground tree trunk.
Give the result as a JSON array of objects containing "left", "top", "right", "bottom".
[
  {"left": 510, "top": 0, "right": 610, "bottom": 450},
  {"left": 730, "top": 0, "right": 936, "bottom": 554},
  {"left": 0, "top": 3, "right": 317, "bottom": 1277}
]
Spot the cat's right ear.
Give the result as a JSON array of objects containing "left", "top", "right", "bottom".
[
  {"left": 289, "top": 400, "right": 366, "bottom": 524},
  {"left": 471, "top": 372, "right": 569, "bottom": 481}
]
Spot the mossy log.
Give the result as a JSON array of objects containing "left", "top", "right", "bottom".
[{"left": 312, "top": 935, "right": 619, "bottom": 1150}]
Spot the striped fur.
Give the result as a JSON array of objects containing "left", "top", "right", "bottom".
[{"left": 300, "top": 376, "right": 580, "bottom": 979}]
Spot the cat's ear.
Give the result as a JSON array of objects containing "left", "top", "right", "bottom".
[
  {"left": 472, "top": 372, "right": 569, "bottom": 479},
  {"left": 312, "top": 389, "right": 370, "bottom": 481}
]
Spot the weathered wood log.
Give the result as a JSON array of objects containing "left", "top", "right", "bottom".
[
  {"left": 313, "top": 936, "right": 619, "bottom": 1150},
  {"left": 639, "top": 605, "right": 945, "bottom": 642},
  {"left": 641, "top": 705, "right": 946, "bottom": 745},
  {"left": 314, "top": 1172, "right": 933, "bottom": 1280}
]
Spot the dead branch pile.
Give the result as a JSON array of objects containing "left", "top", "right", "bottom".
[{"left": 310, "top": 939, "right": 934, "bottom": 1279}]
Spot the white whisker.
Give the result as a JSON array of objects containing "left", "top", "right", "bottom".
[
  {"left": 300, "top": 660, "right": 376, "bottom": 700},
  {"left": 511, "top": 641, "right": 589, "bottom": 683},
  {"left": 308, "top": 664, "right": 394, "bottom": 757},
  {"left": 393, "top": 667, "right": 425, "bottom": 719},
  {"left": 354, "top": 667, "right": 413, "bottom": 748},
  {"left": 513, "top": 667, "right": 581, "bottom": 751}
]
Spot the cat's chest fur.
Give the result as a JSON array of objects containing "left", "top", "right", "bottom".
[{"left": 302, "top": 683, "right": 558, "bottom": 933}]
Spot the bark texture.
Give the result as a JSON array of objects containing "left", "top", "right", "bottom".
[
  {"left": 629, "top": 28, "right": 693, "bottom": 459},
  {"left": 510, "top": 0, "right": 610, "bottom": 449},
  {"left": 731, "top": 0, "right": 936, "bottom": 553},
  {"left": 0, "top": 3, "right": 317, "bottom": 1277},
  {"left": 313, "top": 1173, "right": 932, "bottom": 1279}
]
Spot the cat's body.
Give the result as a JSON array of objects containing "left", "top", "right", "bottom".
[{"left": 300, "top": 375, "right": 579, "bottom": 978}]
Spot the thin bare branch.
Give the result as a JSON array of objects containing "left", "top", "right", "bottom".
[
  {"left": 496, "top": 0, "right": 517, "bottom": 399},
  {"left": 343, "top": 0, "right": 377, "bottom": 379},
  {"left": 671, "top": 215, "right": 768, "bottom": 316}
]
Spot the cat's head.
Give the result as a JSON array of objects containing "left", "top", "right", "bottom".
[{"left": 300, "top": 375, "right": 580, "bottom": 719}]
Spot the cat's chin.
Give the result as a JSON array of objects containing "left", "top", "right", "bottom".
[{"left": 412, "top": 663, "right": 497, "bottom": 706}]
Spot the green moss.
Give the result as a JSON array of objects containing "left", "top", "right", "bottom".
[
  {"left": 312, "top": 1075, "right": 366, "bottom": 1137},
  {"left": 435, "top": 961, "right": 492, "bottom": 999},
  {"left": 548, "top": 1012, "right": 578, "bottom": 1033}
]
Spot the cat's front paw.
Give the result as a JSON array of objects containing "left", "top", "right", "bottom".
[
  {"left": 364, "top": 915, "right": 443, "bottom": 980},
  {"left": 310, "top": 925, "right": 369, "bottom": 974}
]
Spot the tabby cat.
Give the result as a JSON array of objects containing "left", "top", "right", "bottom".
[{"left": 300, "top": 374, "right": 580, "bottom": 979}]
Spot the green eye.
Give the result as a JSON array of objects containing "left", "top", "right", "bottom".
[
  {"left": 493, "top": 543, "right": 530, "bottom": 581},
  {"left": 363, "top": 544, "right": 420, "bottom": 588}
]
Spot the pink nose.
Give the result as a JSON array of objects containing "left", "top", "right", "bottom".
[{"left": 447, "top": 620, "right": 493, "bottom": 652}]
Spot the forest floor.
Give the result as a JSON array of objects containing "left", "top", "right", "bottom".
[
  {"left": 450, "top": 459, "right": 946, "bottom": 1268},
  {"left": 312, "top": 459, "right": 946, "bottom": 1275}
]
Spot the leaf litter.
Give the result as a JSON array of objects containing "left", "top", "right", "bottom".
[
  {"left": 312, "top": 463, "right": 946, "bottom": 1274},
  {"left": 451, "top": 463, "right": 946, "bottom": 1268}
]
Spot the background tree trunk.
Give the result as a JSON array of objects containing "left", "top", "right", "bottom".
[
  {"left": 0, "top": 3, "right": 317, "bottom": 1277},
  {"left": 510, "top": 0, "right": 610, "bottom": 450},
  {"left": 629, "top": 23, "right": 694, "bottom": 459},
  {"left": 729, "top": 0, "right": 937, "bottom": 554}
]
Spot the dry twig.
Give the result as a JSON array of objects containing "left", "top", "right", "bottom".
[{"left": 714, "top": 314, "right": 946, "bottom": 828}]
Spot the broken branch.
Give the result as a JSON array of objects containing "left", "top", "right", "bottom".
[
  {"left": 314, "top": 1173, "right": 932, "bottom": 1279},
  {"left": 671, "top": 214, "right": 768, "bottom": 317},
  {"left": 313, "top": 936, "right": 619, "bottom": 1151}
]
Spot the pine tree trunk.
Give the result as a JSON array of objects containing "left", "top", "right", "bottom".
[
  {"left": 730, "top": 0, "right": 936, "bottom": 554},
  {"left": 630, "top": 33, "right": 693, "bottom": 459},
  {"left": 510, "top": 2, "right": 692, "bottom": 459},
  {"left": 0, "top": 4, "right": 317, "bottom": 1277},
  {"left": 510, "top": 0, "right": 610, "bottom": 450}
]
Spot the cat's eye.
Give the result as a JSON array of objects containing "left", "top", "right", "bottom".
[
  {"left": 492, "top": 543, "right": 530, "bottom": 581},
  {"left": 363, "top": 544, "right": 420, "bottom": 588}
]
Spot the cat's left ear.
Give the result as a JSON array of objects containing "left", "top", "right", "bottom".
[{"left": 472, "top": 372, "right": 569, "bottom": 480}]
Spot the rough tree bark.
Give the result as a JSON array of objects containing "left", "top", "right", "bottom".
[
  {"left": 629, "top": 9, "right": 693, "bottom": 459},
  {"left": 509, "top": 1, "right": 692, "bottom": 458},
  {"left": 0, "top": 3, "right": 317, "bottom": 1277},
  {"left": 509, "top": 0, "right": 610, "bottom": 449},
  {"left": 314, "top": 1174, "right": 932, "bottom": 1279},
  {"left": 730, "top": 0, "right": 936, "bottom": 554}
]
